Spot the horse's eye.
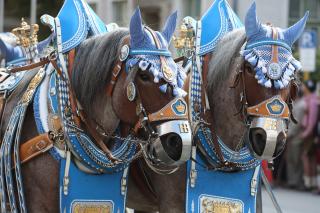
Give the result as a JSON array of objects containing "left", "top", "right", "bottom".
[
  {"left": 139, "top": 73, "right": 151, "bottom": 82},
  {"left": 245, "top": 63, "right": 255, "bottom": 75}
]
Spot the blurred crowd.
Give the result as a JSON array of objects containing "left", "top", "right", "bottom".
[{"left": 272, "top": 79, "right": 320, "bottom": 195}]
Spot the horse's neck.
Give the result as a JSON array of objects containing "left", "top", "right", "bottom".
[{"left": 210, "top": 79, "right": 246, "bottom": 150}]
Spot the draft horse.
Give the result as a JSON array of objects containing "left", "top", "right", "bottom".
[
  {"left": 126, "top": 2, "right": 309, "bottom": 213},
  {"left": 0, "top": 8, "right": 191, "bottom": 212}
]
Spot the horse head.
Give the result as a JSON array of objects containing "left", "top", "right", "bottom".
[
  {"left": 72, "top": 8, "right": 191, "bottom": 172},
  {"left": 236, "top": 2, "right": 308, "bottom": 160}
]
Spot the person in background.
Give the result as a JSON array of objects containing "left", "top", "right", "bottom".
[
  {"left": 301, "top": 80, "right": 319, "bottom": 191},
  {"left": 286, "top": 86, "right": 306, "bottom": 190}
]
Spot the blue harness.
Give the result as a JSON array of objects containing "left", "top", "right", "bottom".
[{"left": 186, "top": 1, "right": 261, "bottom": 212}]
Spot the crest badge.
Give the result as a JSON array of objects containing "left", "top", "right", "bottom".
[
  {"left": 72, "top": 201, "right": 113, "bottom": 213},
  {"left": 162, "top": 64, "right": 174, "bottom": 82},
  {"left": 171, "top": 99, "right": 187, "bottom": 116},
  {"left": 267, "top": 62, "right": 282, "bottom": 80},
  {"left": 200, "top": 195, "right": 244, "bottom": 213},
  {"left": 127, "top": 82, "right": 136, "bottom": 102},
  {"left": 120, "top": 45, "right": 130, "bottom": 61},
  {"left": 266, "top": 98, "right": 285, "bottom": 115}
]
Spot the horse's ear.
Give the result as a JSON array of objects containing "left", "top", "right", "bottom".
[
  {"left": 162, "top": 11, "right": 178, "bottom": 44},
  {"left": 245, "top": 2, "right": 262, "bottom": 40},
  {"left": 283, "top": 11, "right": 309, "bottom": 47},
  {"left": 130, "top": 7, "right": 145, "bottom": 47}
]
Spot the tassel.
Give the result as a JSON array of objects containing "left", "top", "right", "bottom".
[
  {"left": 262, "top": 66, "right": 267, "bottom": 74},
  {"left": 154, "top": 76, "right": 159, "bottom": 83},
  {"left": 288, "top": 63, "right": 295, "bottom": 71},
  {"left": 264, "top": 79, "right": 272, "bottom": 88},
  {"left": 179, "top": 70, "right": 187, "bottom": 80},
  {"left": 245, "top": 52, "right": 255, "bottom": 60},
  {"left": 176, "top": 88, "right": 187, "bottom": 97},
  {"left": 247, "top": 56, "right": 258, "bottom": 66},
  {"left": 283, "top": 72, "right": 291, "bottom": 81},
  {"left": 282, "top": 78, "right": 289, "bottom": 87},
  {"left": 291, "top": 59, "right": 302, "bottom": 71},
  {"left": 240, "top": 49, "right": 251, "bottom": 56},
  {"left": 139, "top": 60, "right": 149, "bottom": 71},
  {"left": 258, "top": 76, "right": 267, "bottom": 85},
  {"left": 274, "top": 80, "right": 284, "bottom": 89},
  {"left": 285, "top": 68, "right": 294, "bottom": 77},
  {"left": 159, "top": 84, "right": 168, "bottom": 93},
  {"left": 177, "top": 76, "right": 184, "bottom": 88}
]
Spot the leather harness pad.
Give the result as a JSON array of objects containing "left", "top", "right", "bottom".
[
  {"left": 148, "top": 98, "right": 188, "bottom": 122},
  {"left": 19, "top": 133, "right": 53, "bottom": 164},
  {"left": 247, "top": 95, "right": 290, "bottom": 119}
]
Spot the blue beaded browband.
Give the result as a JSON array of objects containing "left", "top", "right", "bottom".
[
  {"left": 129, "top": 49, "right": 172, "bottom": 57},
  {"left": 245, "top": 40, "right": 291, "bottom": 52}
]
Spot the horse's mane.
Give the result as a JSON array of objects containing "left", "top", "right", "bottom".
[
  {"left": 72, "top": 29, "right": 129, "bottom": 112},
  {"left": 207, "top": 29, "right": 246, "bottom": 96}
]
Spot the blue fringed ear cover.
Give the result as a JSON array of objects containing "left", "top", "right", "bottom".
[{"left": 242, "top": 2, "right": 308, "bottom": 89}]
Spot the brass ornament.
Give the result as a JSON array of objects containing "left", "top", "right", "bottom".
[
  {"left": 162, "top": 64, "right": 174, "bottom": 82},
  {"left": 127, "top": 82, "right": 136, "bottom": 102},
  {"left": 11, "top": 18, "right": 39, "bottom": 48},
  {"left": 173, "top": 17, "right": 196, "bottom": 57},
  {"left": 21, "top": 68, "right": 45, "bottom": 104},
  {"left": 201, "top": 197, "right": 243, "bottom": 213},
  {"left": 72, "top": 201, "right": 113, "bottom": 213}
]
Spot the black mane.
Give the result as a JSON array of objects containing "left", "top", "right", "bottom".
[{"left": 71, "top": 29, "right": 129, "bottom": 112}]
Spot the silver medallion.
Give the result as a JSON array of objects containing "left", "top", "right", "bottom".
[
  {"left": 267, "top": 62, "right": 282, "bottom": 80},
  {"left": 127, "top": 82, "right": 136, "bottom": 102},
  {"left": 120, "top": 44, "right": 130, "bottom": 61}
]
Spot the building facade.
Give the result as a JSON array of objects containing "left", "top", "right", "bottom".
[{"left": 87, "top": 0, "right": 318, "bottom": 33}]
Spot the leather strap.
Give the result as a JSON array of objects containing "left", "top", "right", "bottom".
[
  {"left": 106, "top": 61, "right": 124, "bottom": 96},
  {"left": 78, "top": 110, "right": 120, "bottom": 162},
  {"left": 67, "top": 49, "right": 81, "bottom": 126},
  {"left": 106, "top": 36, "right": 130, "bottom": 96},
  {"left": 19, "top": 133, "right": 53, "bottom": 164},
  {"left": 0, "top": 92, "right": 7, "bottom": 140}
]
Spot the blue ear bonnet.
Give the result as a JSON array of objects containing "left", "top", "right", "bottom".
[
  {"left": 125, "top": 8, "right": 187, "bottom": 97},
  {"left": 242, "top": 2, "right": 309, "bottom": 89}
]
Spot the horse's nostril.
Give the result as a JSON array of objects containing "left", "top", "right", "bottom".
[
  {"left": 275, "top": 132, "right": 287, "bottom": 156},
  {"left": 249, "top": 128, "right": 266, "bottom": 156},
  {"left": 160, "top": 133, "right": 182, "bottom": 161}
]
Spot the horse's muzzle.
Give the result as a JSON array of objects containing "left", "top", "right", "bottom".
[
  {"left": 247, "top": 117, "right": 287, "bottom": 160},
  {"left": 149, "top": 120, "right": 192, "bottom": 167}
]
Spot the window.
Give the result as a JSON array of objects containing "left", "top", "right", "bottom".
[
  {"left": 184, "top": 0, "right": 201, "bottom": 20},
  {"left": 289, "top": 0, "right": 300, "bottom": 19},
  {"left": 112, "top": 0, "right": 128, "bottom": 26},
  {"left": 88, "top": 3, "right": 97, "bottom": 12}
]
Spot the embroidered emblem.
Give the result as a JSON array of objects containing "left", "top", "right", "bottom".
[
  {"left": 120, "top": 45, "right": 130, "bottom": 61},
  {"left": 71, "top": 201, "right": 113, "bottom": 213},
  {"left": 171, "top": 99, "right": 187, "bottom": 116},
  {"left": 126, "top": 82, "right": 136, "bottom": 102},
  {"left": 267, "top": 63, "right": 282, "bottom": 80},
  {"left": 266, "top": 98, "right": 284, "bottom": 115},
  {"left": 200, "top": 195, "right": 244, "bottom": 213}
]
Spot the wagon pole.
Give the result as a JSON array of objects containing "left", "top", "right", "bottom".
[{"left": 0, "top": 0, "right": 4, "bottom": 32}]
